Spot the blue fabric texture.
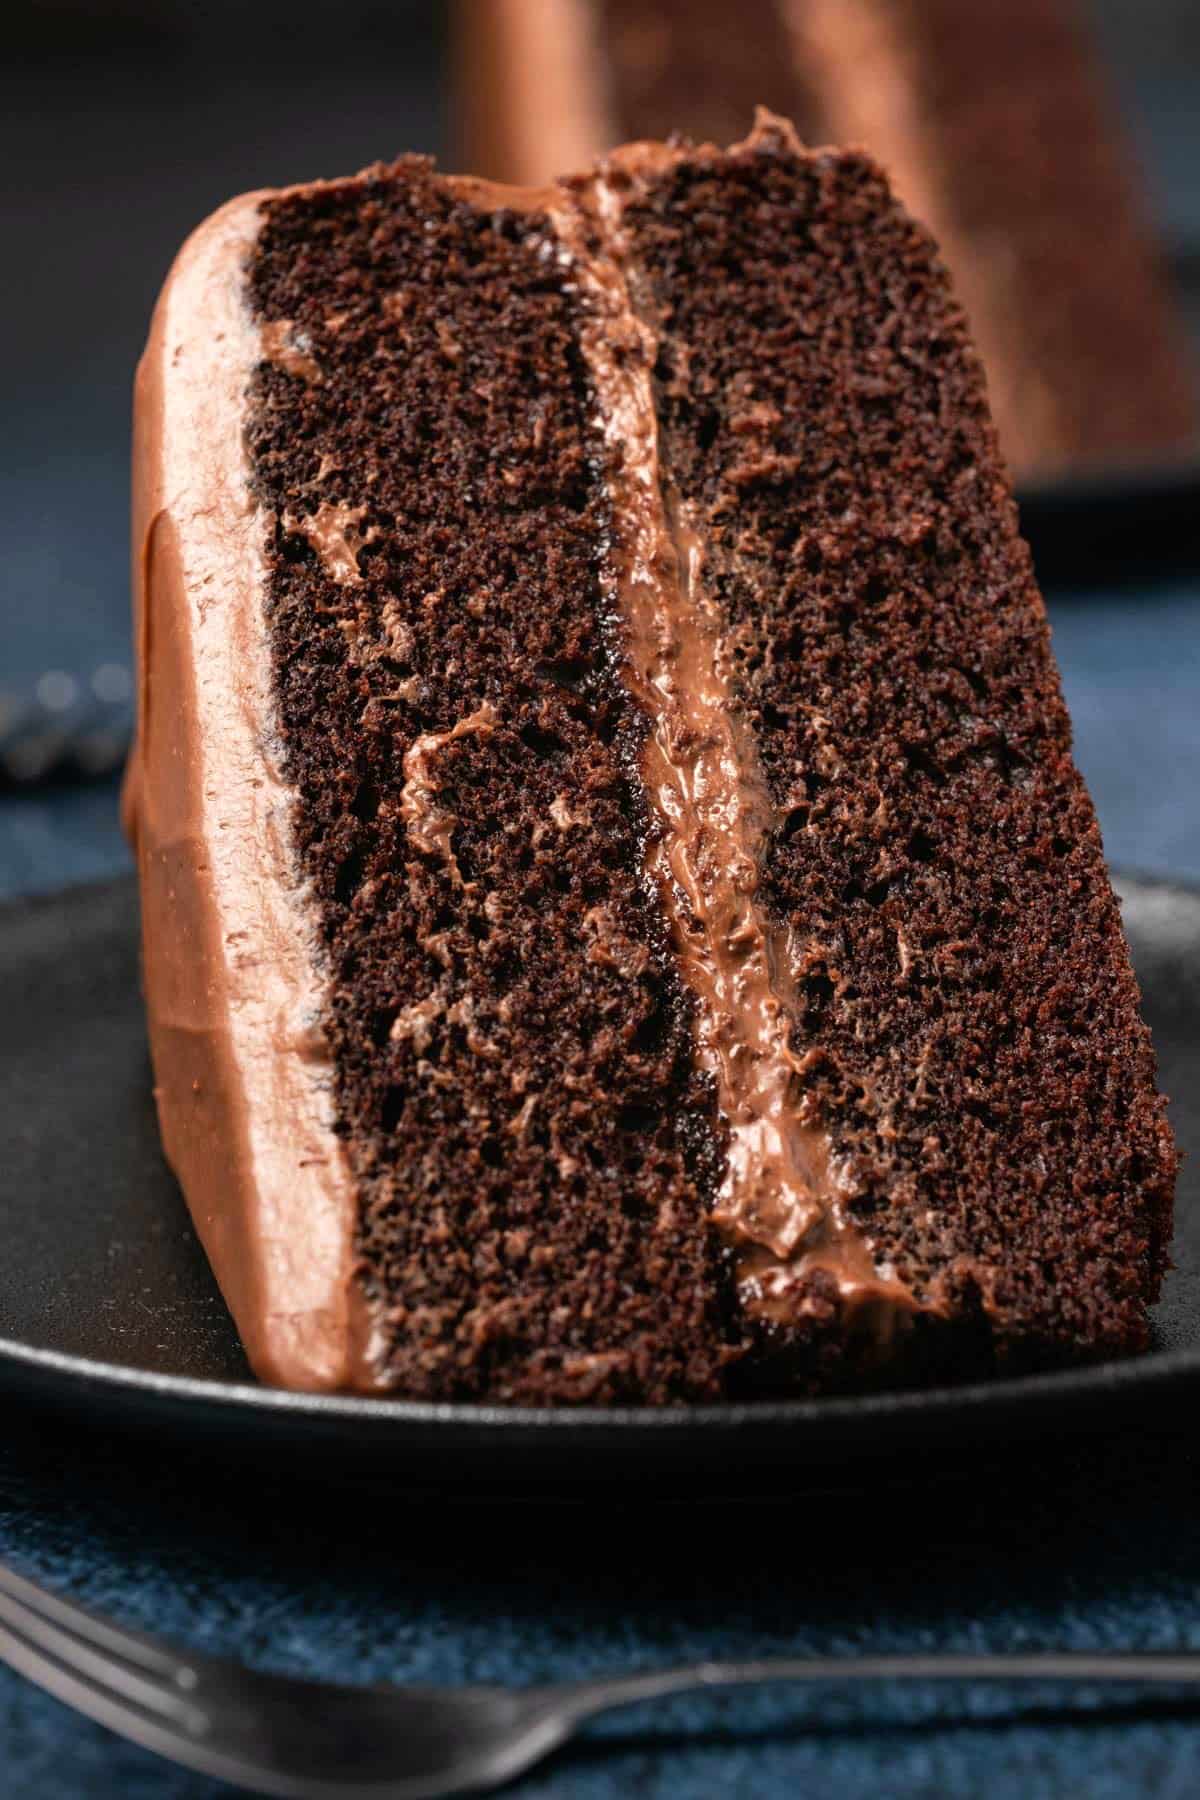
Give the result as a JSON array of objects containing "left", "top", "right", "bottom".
[
  {"left": 0, "top": 578, "right": 1198, "bottom": 1798},
  {"left": 1, "top": 1415, "right": 1200, "bottom": 1799}
]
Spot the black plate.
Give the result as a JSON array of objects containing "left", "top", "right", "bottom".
[
  {"left": 1, "top": 873, "right": 1197, "bottom": 1489},
  {"left": 1016, "top": 460, "right": 1200, "bottom": 587}
]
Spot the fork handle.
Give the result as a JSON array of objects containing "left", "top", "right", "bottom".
[{"left": 545, "top": 1652, "right": 1200, "bottom": 1725}]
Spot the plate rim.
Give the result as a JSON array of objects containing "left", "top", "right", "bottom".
[
  {"left": 2, "top": 866, "right": 1198, "bottom": 1451},
  {"left": 2, "top": 1327, "right": 1199, "bottom": 1437}
]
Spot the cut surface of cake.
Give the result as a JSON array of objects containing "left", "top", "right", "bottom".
[
  {"left": 126, "top": 116, "right": 1175, "bottom": 1402},
  {"left": 456, "top": 0, "right": 1197, "bottom": 482}
]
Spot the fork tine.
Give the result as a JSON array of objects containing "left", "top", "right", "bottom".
[
  {"left": 0, "top": 1564, "right": 188, "bottom": 1679},
  {"left": 0, "top": 1611, "right": 304, "bottom": 1799},
  {"left": 0, "top": 1584, "right": 208, "bottom": 1730}
]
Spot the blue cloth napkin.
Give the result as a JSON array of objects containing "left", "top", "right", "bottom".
[
  {"left": 2, "top": 1414, "right": 1200, "bottom": 1798},
  {"left": 1, "top": 578, "right": 1198, "bottom": 1798}
]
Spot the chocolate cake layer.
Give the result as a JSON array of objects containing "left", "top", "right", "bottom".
[
  {"left": 130, "top": 119, "right": 1175, "bottom": 1399},
  {"left": 242, "top": 162, "right": 736, "bottom": 1403},
  {"left": 603, "top": 122, "right": 1175, "bottom": 1371}
]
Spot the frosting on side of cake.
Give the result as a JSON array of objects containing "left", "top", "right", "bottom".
[
  {"left": 127, "top": 189, "right": 384, "bottom": 1392},
  {"left": 550, "top": 127, "right": 929, "bottom": 1342}
]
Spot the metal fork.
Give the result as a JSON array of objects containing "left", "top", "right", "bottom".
[{"left": 3, "top": 1561, "right": 1200, "bottom": 1798}]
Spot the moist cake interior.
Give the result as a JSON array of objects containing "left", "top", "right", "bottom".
[
  {"left": 249, "top": 166, "right": 736, "bottom": 1403},
  {"left": 233, "top": 123, "right": 1172, "bottom": 1401}
]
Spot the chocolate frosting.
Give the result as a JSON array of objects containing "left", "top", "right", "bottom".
[
  {"left": 551, "top": 137, "right": 928, "bottom": 1340},
  {"left": 285, "top": 501, "right": 370, "bottom": 587},
  {"left": 127, "top": 189, "right": 381, "bottom": 1392},
  {"left": 260, "top": 318, "right": 322, "bottom": 384}
]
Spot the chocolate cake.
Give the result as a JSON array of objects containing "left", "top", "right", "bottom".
[
  {"left": 456, "top": 0, "right": 1197, "bottom": 482},
  {"left": 126, "top": 117, "right": 1175, "bottom": 1401}
]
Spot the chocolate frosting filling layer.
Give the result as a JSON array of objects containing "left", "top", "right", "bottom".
[
  {"left": 128, "top": 188, "right": 383, "bottom": 1392},
  {"left": 548, "top": 146, "right": 926, "bottom": 1340}
]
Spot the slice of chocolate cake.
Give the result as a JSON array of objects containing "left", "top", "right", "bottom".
[
  {"left": 126, "top": 116, "right": 1175, "bottom": 1401},
  {"left": 455, "top": 0, "right": 1197, "bottom": 482}
]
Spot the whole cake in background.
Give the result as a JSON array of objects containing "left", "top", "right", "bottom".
[
  {"left": 456, "top": 0, "right": 1197, "bottom": 483},
  {"left": 126, "top": 116, "right": 1175, "bottom": 1403}
]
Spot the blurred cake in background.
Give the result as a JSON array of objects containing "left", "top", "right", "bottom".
[{"left": 456, "top": 0, "right": 1197, "bottom": 482}]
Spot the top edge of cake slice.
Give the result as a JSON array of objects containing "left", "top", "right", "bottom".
[
  {"left": 456, "top": 0, "right": 1198, "bottom": 482},
  {"left": 127, "top": 114, "right": 1176, "bottom": 1401}
]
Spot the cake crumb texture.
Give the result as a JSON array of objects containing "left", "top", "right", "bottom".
[
  {"left": 618, "top": 127, "right": 1176, "bottom": 1373},
  {"left": 247, "top": 163, "right": 737, "bottom": 1403}
]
